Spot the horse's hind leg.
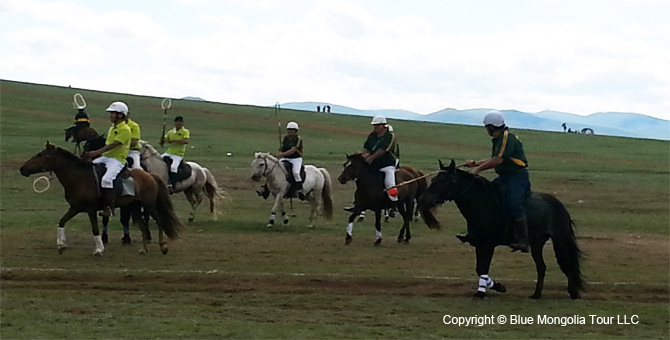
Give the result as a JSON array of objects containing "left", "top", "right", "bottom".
[
  {"left": 306, "top": 194, "right": 318, "bottom": 229},
  {"left": 397, "top": 200, "right": 413, "bottom": 244},
  {"left": 131, "top": 204, "right": 150, "bottom": 255},
  {"left": 183, "top": 188, "right": 200, "bottom": 222},
  {"left": 529, "top": 236, "right": 549, "bottom": 299}
]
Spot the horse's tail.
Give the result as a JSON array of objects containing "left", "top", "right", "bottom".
[
  {"left": 543, "top": 193, "right": 585, "bottom": 294},
  {"left": 420, "top": 207, "right": 441, "bottom": 230},
  {"left": 152, "top": 173, "right": 182, "bottom": 240},
  {"left": 203, "top": 167, "right": 228, "bottom": 217},
  {"left": 319, "top": 168, "right": 333, "bottom": 220}
]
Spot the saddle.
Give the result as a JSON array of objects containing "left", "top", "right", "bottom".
[
  {"left": 281, "top": 161, "right": 305, "bottom": 184},
  {"left": 163, "top": 157, "right": 192, "bottom": 184},
  {"left": 281, "top": 161, "right": 306, "bottom": 200},
  {"left": 93, "top": 163, "right": 135, "bottom": 197}
]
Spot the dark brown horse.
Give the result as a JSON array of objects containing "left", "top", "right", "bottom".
[
  {"left": 65, "top": 126, "right": 101, "bottom": 153},
  {"left": 20, "top": 142, "right": 182, "bottom": 255},
  {"left": 418, "top": 160, "right": 584, "bottom": 299},
  {"left": 337, "top": 153, "right": 437, "bottom": 245}
]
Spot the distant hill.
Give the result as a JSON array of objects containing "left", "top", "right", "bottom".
[
  {"left": 281, "top": 102, "right": 670, "bottom": 141},
  {"left": 181, "top": 96, "right": 206, "bottom": 101}
]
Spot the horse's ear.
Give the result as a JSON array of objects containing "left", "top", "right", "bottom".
[
  {"left": 438, "top": 159, "right": 446, "bottom": 170},
  {"left": 449, "top": 159, "right": 456, "bottom": 171},
  {"left": 46, "top": 140, "right": 52, "bottom": 148}
]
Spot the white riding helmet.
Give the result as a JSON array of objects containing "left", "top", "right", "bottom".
[
  {"left": 286, "top": 121, "right": 299, "bottom": 130},
  {"left": 370, "top": 115, "right": 387, "bottom": 125},
  {"left": 483, "top": 110, "right": 505, "bottom": 127},
  {"left": 106, "top": 101, "right": 129, "bottom": 116},
  {"left": 387, "top": 125, "right": 394, "bottom": 132}
]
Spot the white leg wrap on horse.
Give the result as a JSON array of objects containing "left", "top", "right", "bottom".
[
  {"left": 376, "top": 230, "right": 382, "bottom": 240},
  {"left": 269, "top": 212, "right": 276, "bottom": 224},
  {"left": 57, "top": 228, "right": 66, "bottom": 246},
  {"left": 93, "top": 235, "right": 104, "bottom": 253},
  {"left": 478, "top": 275, "right": 493, "bottom": 292},
  {"left": 346, "top": 222, "right": 353, "bottom": 236}
]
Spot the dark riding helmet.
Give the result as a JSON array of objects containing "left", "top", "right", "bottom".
[{"left": 174, "top": 115, "right": 184, "bottom": 122}]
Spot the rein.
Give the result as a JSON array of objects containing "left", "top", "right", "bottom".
[{"left": 262, "top": 155, "right": 282, "bottom": 177}]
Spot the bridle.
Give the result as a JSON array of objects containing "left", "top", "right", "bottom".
[
  {"left": 259, "top": 154, "right": 282, "bottom": 177},
  {"left": 434, "top": 170, "right": 477, "bottom": 204}
]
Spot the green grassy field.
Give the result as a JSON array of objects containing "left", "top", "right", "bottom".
[{"left": 1, "top": 79, "right": 669, "bottom": 339}]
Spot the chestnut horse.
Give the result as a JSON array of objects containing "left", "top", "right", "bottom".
[{"left": 20, "top": 142, "right": 182, "bottom": 255}]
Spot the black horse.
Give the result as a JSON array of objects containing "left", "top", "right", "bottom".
[
  {"left": 337, "top": 153, "right": 436, "bottom": 245},
  {"left": 418, "top": 160, "right": 584, "bottom": 299}
]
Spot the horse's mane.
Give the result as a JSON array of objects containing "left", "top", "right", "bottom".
[
  {"left": 254, "top": 152, "right": 279, "bottom": 162},
  {"left": 53, "top": 145, "right": 91, "bottom": 167},
  {"left": 140, "top": 140, "right": 159, "bottom": 154},
  {"left": 454, "top": 168, "right": 499, "bottom": 192},
  {"left": 346, "top": 152, "right": 366, "bottom": 163}
]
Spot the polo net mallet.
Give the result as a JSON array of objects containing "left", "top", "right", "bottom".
[
  {"left": 160, "top": 98, "right": 172, "bottom": 147},
  {"left": 275, "top": 102, "right": 282, "bottom": 148},
  {"left": 73, "top": 93, "right": 87, "bottom": 109}
]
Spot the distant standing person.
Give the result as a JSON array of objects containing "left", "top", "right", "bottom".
[
  {"left": 317, "top": 105, "right": 321, "bottom": 112},
  {"left": 160, "top": 115, "right": 190, "bottom": 191}
]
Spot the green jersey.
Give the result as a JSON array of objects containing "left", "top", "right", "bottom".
[
  {"left": 102, "top": 121, "right": 132, "bottom": 163},
  {"left": 126, "top": 119, "right": 141, "bottom": 150},
  {"left": 363, "top": 130, "right": 398, "bottom": 168},
  {"left": 491, "top": 128, "right": 528, "bottom": 175},
  {"left": 281, "top": 135, "right": 303, "bottom": 158},
  {"left": 165, "top": 127, "right": 190, "bottom": 157}
]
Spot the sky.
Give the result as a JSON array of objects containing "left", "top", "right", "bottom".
[{"left": 1, "top": 0, "right": 669, "bottom": 119}]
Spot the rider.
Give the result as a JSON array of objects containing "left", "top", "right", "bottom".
[
  {"left": 463, "top": 110, "right": 531, "bottom": 253},
  {"left": 86, "top": 101, "right": 132, "bottom": 217},
  {"left": 124, "top": 111, "right": 142, "bottom": 169},
  {"left": 160, "top": 115, "right": 190, "bottom": 192},
  {"left": 276, "top": 121, "right": 304, "bottom": 198},
  {"left": 363, "top": 115, "right": 399, "bottom": 202}
]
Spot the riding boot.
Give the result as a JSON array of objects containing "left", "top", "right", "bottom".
[
  {"left": 296, "top": 181, "right": 305, "bottom": 200},
  {"left": 168, "top": 171, "right": 178, "bottom": 194},
  {"left": 99, "top": 188, "right": 116, "bottom": 217},
  {"left": 510, "top": 217, "right": 530, "bottom": 253}
]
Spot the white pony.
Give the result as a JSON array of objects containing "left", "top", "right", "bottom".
[
  {"left": 251, "top": 152, "right": 333, "bottom": 228},
  {"left": 139, "top": 141, "right": 225, "bottom": 222}
]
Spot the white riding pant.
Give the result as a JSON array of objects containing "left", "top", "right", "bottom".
[
  {"left": 161, "top": 153, "right": 182, "bottom": 173},
  {"left": 379, "top": 165, "right": 396, "bottom": 189},
  {"left": 128, "top": 150, "right": 141, "bottom": 169},
  {"left": 93, "top": 156, "right": 124, "bottom": 189},
  {"left": 282, "top": 157, "right": 302, "bottom": 182}
]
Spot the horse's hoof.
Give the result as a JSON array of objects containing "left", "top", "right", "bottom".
[
  {"left": 402, "top": 239, "right": 410, "bottom": 244},
  {"left": 345, "top": 234, "right": 352, "bottom": 245},
  {"left": 491, "top": 282, "right": 507, "bottom": 293},
  {"left": 121, "top": 235, "right": 131, "bottom": 245},
  {"left": 93, "top": 250, "right": 103, "bottom": 256},
  {"left": 307, "top": 224, "right": 315, "bottom": 229},
  {"left": 58, "top": 246, "right": 67, "bottom": 254},
  {"left": 374, "top": 238, "right": 382, "bottom": 246},
  {"left": 101, "top": 232, "right": 108, "bottom": 244},
  {"left": 266, "top": 223, "right": 274, "bottom": 228},
  {"left": 397, "top": 237, "right": 403, "bottom": 243},
  {"left": 188, "top": 216, "right": 195, "bottom": 223},
  {"left": 161, "top": 247, "right": 169, "bottom": 255},
  {"left": 569, "top": 291, "right": 581, "bottom": 300},
  {"left": 528, "top": 294, "right": 541, "bottom": 299},
  {"left": 138, "top": 249, "right": 148, "bottom": 255},
  {"left": 472, "top": 292, "right": 486, "bottom": 299}
]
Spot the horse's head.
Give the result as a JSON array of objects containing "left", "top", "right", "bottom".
[
  {"left": 338, "top": 153, "right": 368, "bottom": 184},
  {"left": 20, "top": 142, "right": 60, "bottom": 176},
  {"left": 64, "top": 126, "right": 76, "bottom": 142},
  {"left": 251, "top": 152, "right": 273, "bottom": 182},
  {"left": 418, "top": 159, "right": 473, "bottom": 209},
  {"left": 138, "top": 140, "right": 156, "bottom": 157}
]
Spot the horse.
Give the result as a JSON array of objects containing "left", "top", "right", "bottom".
[
  {"left": 19, "top": 142, "right": 182, "bottom": 256},
  {"left": 250, "top": 152, "right": 333, "bottom": 228},
  {"left": 355, "top": 165, "right": 427, "bottom": 223},
  {"left": 337, "top": 153, "right": 437, "bottom": 245},
  {"left": 417, "top": 159, "right": 584, "bottom": 299},
  {"left": 65, "top": 125, "right": 101, "bottom": 153},
  {"left": 137, "top": 141, "right": 226, "bottom": 222}
]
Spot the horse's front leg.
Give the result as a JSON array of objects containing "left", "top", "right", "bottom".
[
  {"left": 267, "top": 195, "right": 287, "bottom": 227},
  {"left": 473, "top": 246, "right": 506, "bottom": 299},
  {"left": 56, "top": 207, "right": 79, "bottom": 254},
  {"left": 86, "top": 210, "right": 104, "bottom": 256},
  {"left": 345, "top": 207, "right": 364, "bottom": 245},
  {"left": 373, "top": 209, "right": 382, "bottom": 246}
]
